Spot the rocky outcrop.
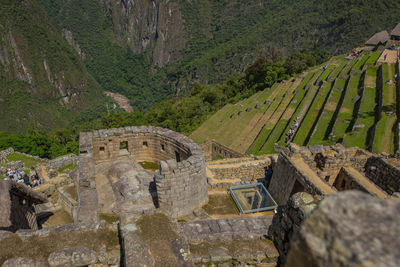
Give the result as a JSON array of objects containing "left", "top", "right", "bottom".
[
  {"left": 285, "top": 191, "right": 400, "bottom": 267},
  {"left": 268, "top": 192, "right": 321, "bottom": 265},
  {"left": 102, "top": 0, "right": 186, "bottom": 67}
]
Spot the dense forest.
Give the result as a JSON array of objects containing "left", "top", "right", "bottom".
[{"left": 0, "top": 48, "right": 329, "bottom": 158}]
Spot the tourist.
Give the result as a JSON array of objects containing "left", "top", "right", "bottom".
[{"left": 264, "top": 165, "right": 273, "bottom": 188}]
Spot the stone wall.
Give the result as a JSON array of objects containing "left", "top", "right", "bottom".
[
  {"left": 77, "top": 132, "right": 98, "bottom": 223},
  {"left": 78, "top": 126, "right": 208, "bottom": 220},
  {"left": 201, "top": 139, "right": 243, "bottom": 161},
  {"left": 0, "top": 148, "right": 14, "bottom": 164},
  {"left": 0, "top": 221, "right": 120, "bottom": 266},
  {"left": 58, "top": 184, "right": 77, "bottom": 219},
  {"left": 206, "top": 155, "right": 274, "bottom": 181},
  {"left": 268, "top": 192, "right": 321, "bottom": 266},
  {"left": 285, "top": 191, "right": 400, "bottom": 267},
  {"left": 365, "top": 156, "right": 400, "bottom": 194},
  {"left": 45, "top": 154, "right": 78, "bottom": 171},
  {"left": 268, "top": 153, "right": 335, "bottom": 205},
  {"left": 155, "top": 157, "right": 208, "bottom": 218},
  {"left": 90, "top": 127, "right": 192, "bottom": 164},
  {"left": 8, "top": 193, "right": 38, "bottom": 232}
]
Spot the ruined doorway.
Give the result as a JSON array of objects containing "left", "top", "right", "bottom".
[{"left": 290, "top": 179, "right": 305, "bottom": 197}]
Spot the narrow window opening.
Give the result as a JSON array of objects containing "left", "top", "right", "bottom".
[
  {"left": 143, "top": 141, "right": 148, "bottom": 147},
  {"left": 120, "top": 141, "right": 128, "bottom": 150},
  {"left": 161, "top": 144, "right": 165, "bottom": 151},
  {"left": 175, "top": 151, "right": 181, "bottom": 162},
  {"left": 99, "top": 146, "right": 105, "bottom": 152},
  {"left": 341, "top": 179, "right": 346, "bottom": 189}
]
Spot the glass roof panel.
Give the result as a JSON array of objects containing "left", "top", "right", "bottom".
[{"left": 229, "top": 183, "right": 277, "bottom": 214}]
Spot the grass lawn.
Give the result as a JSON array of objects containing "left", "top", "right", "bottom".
[
  {"left": 352, "top": 54, "right": 369, "bottom": 71},
  {"left": 342, "top": 85, "right": 377, "bottom": 149},
  {"left": 248, "top": 73, "right": 315, "bottom": 154},
  {"left": 6, "top": 153, "right": 43, "bottom": 169},
  {"left": 276, "top": 69, "right": 324, "bottom": 146},
  {"left": 373, "top": 114, "right": 396, "bottom": 154},
  {"left": 293, "top": 81, "right": 333, "bottom": 145},
  {"left": 58, "top": 163, "right": 77, "bottom": 173},
  {"left": 365, "top": 51, "right": 382, "bottom": 66},
  {"left": 341, "top": 57, "right": 359, "bottom": 76},
  {"left": 373, "top": 63, "right": 397, "bottom": 153},
  {"left": 331, "top": 73, "right": 361, "bottom": 142},
  {"left": 328, "top": 59, "right": 348, "bottom": 80},
  {"left": 138, "top": 161, "right": 160, "bottom": 170}
]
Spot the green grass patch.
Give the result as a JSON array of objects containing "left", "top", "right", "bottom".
[
  {"left": 365, "top": 51, "right": 382, "bottom": 66},
  {"left": 373, "top": 114, "right": 396, "bottom": 154},
  {"left": 138, "top": 161, "right": 160, "bottom": 170},
  {"left": 57, "top": 163, "right": 77, "bottom": 173},
  {"left": 331, "top": 73, "right": 361, "bottom": 141},
  {"left": 353, "top": 54, "right": 369, "bottom": 71},
  {"left": 293, "top": 81, "right": 333, "bottom": 145},
  {"left": 342, "top": 57, "right": 359, "bottom": 75},
  {"left": 342, "top": 85, "right": 377, "bottom": 149},
  {"left": 275, "top": 70, "right": 324, "bottom": 146},
  {"left": 328, "top": 60, "right": 348, "bottom": 79},
  {"left": 6, "top": 153, "right": 43, "bottom": 168},
  {"left": 308, "top": 78, "right": 347, "bottom": 145}
]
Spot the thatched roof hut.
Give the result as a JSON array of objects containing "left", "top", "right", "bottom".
[
  {"left": 365, "top": 30, "right": 389, "bottom": 46},
  {"left": 391, "top": 23, "right": 400, "bottom": 39},
  {"left": 0, "top": 181, "right": 47, "bottom": 230}
]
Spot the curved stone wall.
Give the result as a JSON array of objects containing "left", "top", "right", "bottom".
[
  {"left": 90, "top": 126, "right": 192, "bottom": 164},
  {"left": 77, "top": 126, "right": 208, "bottom": 221}
]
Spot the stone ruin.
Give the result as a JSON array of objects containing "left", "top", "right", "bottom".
[
  {"left": 0, "top": 181, "right": 47, "bottom": 232},
  {"left": 1, "top": 133, "right": 400, "bottom": 266},
  {"left": 268, "top": 143, "right": 399, "bottom": 205},
  {"left": 77, "top": 126, "right": 209, "bottom": 221}
]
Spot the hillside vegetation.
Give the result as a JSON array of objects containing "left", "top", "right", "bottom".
[
  {"left": 191, "top": 50, "right": 400, "bottom": 154},
  {"left": 0, "top": 0, "right": 113, "bottom": 132},
  {"left": 2, "top": 0, "right": 400, "bottom": 133}
]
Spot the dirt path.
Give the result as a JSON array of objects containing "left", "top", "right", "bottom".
[
  {"left": 378, "top": 49, "right": 398, "bottom": 64},
  {"left": 344, "top": 167, "right": 387, "bottom": 198},
  {"left": 291, "top": 156, "right": 336, "bottom": 194},
  {"left": 104, "top": 91, "right": 133, "bottom": 112}
]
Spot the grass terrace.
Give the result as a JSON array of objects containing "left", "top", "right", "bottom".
[
  {"left": 343, "top": 68, "right": 378, "bottom": 148},
  {"left": 331, "top": 73, "right": 361, "bottom": 142}
]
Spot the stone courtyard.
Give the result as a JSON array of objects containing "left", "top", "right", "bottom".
[{"left": 0, "top": 128, "right": 400, "bottom": 266}]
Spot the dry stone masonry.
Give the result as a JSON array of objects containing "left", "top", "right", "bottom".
[
  {"left": 268, "top": 143, "right": 400, "bottom": 205},
  {"left": 77, "top": 126, "right": 208, "bottom": 220}
]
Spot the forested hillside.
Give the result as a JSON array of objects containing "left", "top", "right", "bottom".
[
  {"left": 0, "top": 0, "right": 111, "bottom": 132},
  {"left": 1, "top": 0, "right": 400, "bottom": 134},
  {"left": 39, "top": 0, "right": 400, "bottom": 97}
]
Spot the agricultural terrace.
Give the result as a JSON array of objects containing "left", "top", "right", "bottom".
[{"left": 193, "top": 50, "right": 399, "bottom": 155}]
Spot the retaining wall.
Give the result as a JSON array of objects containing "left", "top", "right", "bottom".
[
  {"left": 201, "top": 140, "right": 243, "bottom": 161},
  {"left": 268, "top": 152, "right": 335, "bottom": 205},
  {"left": 0, "top": 148, "right": 14, "bottom": 164},
  {"left": 365, "top": 156, "right": 400, "bottom": 194},
  {"left": 58, "top": 184, "right": 78, "bottom": 219}
]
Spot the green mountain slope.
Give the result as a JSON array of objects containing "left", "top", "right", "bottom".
[
  {"left": 191, "top": 50, "right": 400, "bottom": 155},
  {"left": 0, "top": 0, "right": 110, "bottom": 132},
  {"left": 37, "top": 0, "right": 174, "bottom": 110}
]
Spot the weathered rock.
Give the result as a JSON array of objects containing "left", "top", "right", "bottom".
[
  {"left": 209, "top": 247, "right": 231, "bottom": 262},
  {"left": 268, "top": 192, "right": 320, "bottom": 265},
  {"left": 47, "top": 247, "right": 97, "bottom": 266},
  {"left": 286, "top": 191, "right": 400, "bottom": 267},
  {"left": 2, "top": 257, "right": 48, "bottom": 267}
]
